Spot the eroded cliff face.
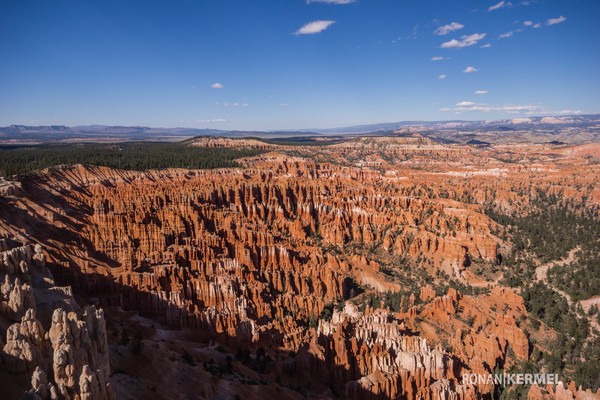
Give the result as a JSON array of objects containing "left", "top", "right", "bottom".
[
  {"left": 0, "top": 163, "right": 503, "bottom": 336},
  {"left": 0, "top": 241, "right": 114, "bottom": 400},
  {"left": 0, "top": 152, "right": 598, "bottom": 399}
]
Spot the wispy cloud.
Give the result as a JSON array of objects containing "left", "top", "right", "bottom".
[
  {"left": 216, "top": 101, "right": 247, "bottom": 107},
  {"left": 438, "top": 74, "right": 447, "bottom": 80},
  {"left": 523, "top": 20, "right": 533, "bottom": 26},
  {"left": 306, "top": 0, "right": 355, "bottom": 4},
  {"left": 441, "top": 33, "right": 486, "bottom": 48},
  {"left": 533, "top": 23, "right": 541, "bottom": 28},
  {"left": 295, "top": 20, "right": 335, "bottom": 35},
  {"left": 434, "top": 22, "right": 464, "bottom": 36},
  {"left": 475, "top": 90, "right": 488, "bottom": 95},
  {"left": 393, "top": 25, "right": 419, "bottom": 42},
  {"left": 431, "top": 56, "right": 445, "bottom": 61},
  {"left": 546, "top": 15, "right": 566, "bottom": 26},
  {"left": 211, "top": 83, "right": 224, "bottom": 89},
  {"left": 198, "top": 118, "right": 227, "bottom": 123},
  {"left": 500, "top": 28, "right": 522, "bottom": 38},
  {"left": 488, "top": 1, "right": 512, "bottom": 11},
  {"left": 463, "top": 66, "right": 479, "bottom": 73},
  {"left": 481, "top": 43, "right": 492, "bottom": 48}
]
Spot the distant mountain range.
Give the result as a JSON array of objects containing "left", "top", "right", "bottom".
[
  {"left": 1, "top": 114, "right": 599, "bottom": 144},
  {"left": 0, "top": 125, "right": 321, "bottom": 143},
  {"left": 310, "top": 114, "right": 600, "bottom": 134}
]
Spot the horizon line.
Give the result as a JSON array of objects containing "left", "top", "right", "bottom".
[{"left": 2, "top": 112, "right": 598, "bottom": 133}]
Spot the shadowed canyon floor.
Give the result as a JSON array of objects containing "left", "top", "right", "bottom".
[{"left": 0, "top": 135, "right": 599, "bottom": 399}]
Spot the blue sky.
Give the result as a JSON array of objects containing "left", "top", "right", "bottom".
[{"left": 1, "top": 0, "right": 599, "bottom": 130}]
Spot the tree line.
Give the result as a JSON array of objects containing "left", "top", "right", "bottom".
[{"left": 0, "top": 142, "right": 265, "bottom": 177}]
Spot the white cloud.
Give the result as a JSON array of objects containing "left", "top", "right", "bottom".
[
  {"left": 295, "top": 20, "right": 335, "bottom": 35},
  {"left": 440, "top": 33, "right": 486, "bottom": 48},
  {"left": 306, "top": 0, "right": 355, "bottom": 3},
  {"left": 438, "top": 74, "right": 447, "bottom": 80},
  {"left": 456, "top": 101, "right": 475, "bottom": 106},
  {"left": 431, "top": 56, "right": 445, "bottom": 61},
  {"left": 280, "top": 103, "right": 290, "bottom": 107},
  {"left": 533, "top": 23, "right": 541, "bottom": 28},
  {"left": 488, "top": 1, "right": 512, "bottom": 11},
  {"left": 523, "top": 20, "right": 533, "bottom": 26},
  {"left": 211, "top": 83, "right": 224, "bottom": 89},
  {"left": 464, "top": 66, "right": 479, "bottom": 73},
  {"left": 481, "top": 43, "right": 492, "bottom": 48},
  {"left": 223, "top": 102, "right": 248, "bottom": 107},
  {"left": 434, "top": 22, "right": 464, "bottom": 36},
  {"left": 546, "top": 15, "right": 566, "bottom": 25},
  {"left": 475, "top": 90, "right": 488, "bottom": 95},
  {"left": 501, "top": 28, "right": 522, "bottom": 38}
]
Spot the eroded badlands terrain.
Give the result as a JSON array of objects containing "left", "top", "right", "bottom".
[{"left": 0, "top": 134, "right": 599, "bottom": 399}]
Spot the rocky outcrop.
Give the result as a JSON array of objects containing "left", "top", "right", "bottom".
[
  {"left": 0, "top": 243, "right": 114, "bottom": 400},
  {"left": 313, "top": 302, "right": 478, "bottom": 399},
  {"left": 48, "top": 307, "right": 113, "bottom": 400},
  {"left": 2, "top": 309, "right": 45, "bottom": 373},
  {"left": 1, "top": 243, "right": 34, "bottom": 275},
  {"left": 29, "top": 366, "right": 54, "bottom": 399},
  {"left": 1, "top": 275, "right": 36, "bottom": 321}
]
